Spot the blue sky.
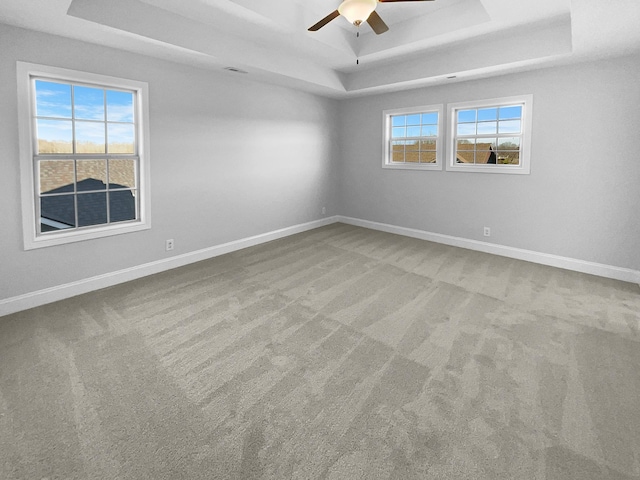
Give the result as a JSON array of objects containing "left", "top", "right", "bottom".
[
  {"left": 457, "top": 106, "right": 522, "bottom": 136},
  {"left": 391, "top": 112, "right": 438, "bottom": 138},
  {"left": 390, "top": 106, "right": 523, "bottom": 142},
  {"left": 35, "top": 80, "right": 135, "bottom": 147}
]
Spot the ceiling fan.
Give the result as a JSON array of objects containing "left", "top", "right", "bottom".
[{"left": 308, "top": 0, "right": 434, "bottom": 35}]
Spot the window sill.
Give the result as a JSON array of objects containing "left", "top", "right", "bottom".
[
  {"left": 24, "top": 220, "right": 150, "bottom": 250},
  {"left": 383, "top": 163, "right": 441, "bottom": 171},
  {"left": 446, "top": 163, "right": 530, "bottom": 174}
]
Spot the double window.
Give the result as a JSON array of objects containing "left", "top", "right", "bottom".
[
  {"left": 382, "top": 95, "right": 532, "bottom": 175},
  {"left": 17, "top": 62, "right": 151, "bottom": 249},
  {"left": 383, "top": 105, "right": 443, "bottom": 170}
]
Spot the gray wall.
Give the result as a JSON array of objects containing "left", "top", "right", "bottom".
[
  {"left": 0, "top": 24, "right": 340, "bottom": 299},
  {"left": 337, "top": 56, "right": 640, "bottom": 271},
  {"left": 2, "top": 22, "right": 639, "bottom": 303}
]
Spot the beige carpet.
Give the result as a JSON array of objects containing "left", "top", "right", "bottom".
[{"left": 1, "top": 223, "right": 639, "bottom": 479}]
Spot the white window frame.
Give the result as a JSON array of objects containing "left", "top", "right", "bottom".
[
  {"left": 382, "top": 104, "right": 443, "bottom": 170},
  {"left": 16, "top": 62, "right": 151, "bottom": 250},
  {"left": 447, "top": 95, "right": 533, "bottom": 174}
]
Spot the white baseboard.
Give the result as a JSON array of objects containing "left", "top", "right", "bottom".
[
  {"left": 2, "top": 214, "right": 638, "bottom": 317},
  {"left": 0, "top": 216, "right": 338, "bottom": 317},
  {"left": 336, "top": 216, "right": 640, "bottom": 285}
]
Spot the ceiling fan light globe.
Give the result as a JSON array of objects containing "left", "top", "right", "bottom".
[{"left": 338, "top": 0, "right": 377, "bottom": 26}]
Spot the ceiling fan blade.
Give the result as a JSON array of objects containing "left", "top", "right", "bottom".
[
  {"left": 308, "top": 10, "right": 340, "bottom": 31},
  {"left": 367, "top": 10, "right": 389, "bottom": 35}
]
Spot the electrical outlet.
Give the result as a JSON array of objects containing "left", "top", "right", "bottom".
[
  {"left": 165, "top": 239, "right": 174, "bottom": 251},
  {"left": 483, "top": 227, "right": 491, "bottom": 237},
  {"left": 322, "top": 206, "right": 326, "bottom": 215}
]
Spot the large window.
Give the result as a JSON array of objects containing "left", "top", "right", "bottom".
[
  {"left": 383, "top": 104, "right": 443, "bottom": 170},
  {"left": 17, "top": 62, "right": 151, "bottom": 249},
  {"left": 447, "top": 95, "right": 532, "bottom": 174}
]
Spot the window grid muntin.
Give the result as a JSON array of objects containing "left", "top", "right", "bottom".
[
  {"left": 390, "top": 112, "right": 438, "bottom": 164},
  {"left": 33, "top": 77, "right": 137, "bottom": 157},
  {"left": 454, "top": 103, "right": 525, "bottom": 166},
  {"left": 384, "top": 105, "right": 443, "bottom": 170},
  {"left": 35, "top": 156, "right": 139, "bottom": 235},
  {"left": 447, "top": 95, "right": 532, "bottom": 174},
  {"left": 18, "top": 62, "right": 151, "bottom": 250},
  {"left": 32, "top": 76, "right": 139, "bottom": 236}
]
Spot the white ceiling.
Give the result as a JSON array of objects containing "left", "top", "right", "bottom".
[{"left": 2, "top": 0, "right": 640, "bottom": 98}]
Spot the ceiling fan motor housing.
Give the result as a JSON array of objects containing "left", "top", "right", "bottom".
[{"left": 338, "top": 0, "right": 378, "bottom": 26}]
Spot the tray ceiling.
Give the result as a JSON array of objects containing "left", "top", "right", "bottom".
[{"left": 1, "top": 0, "right": 640, "bottom": 97}]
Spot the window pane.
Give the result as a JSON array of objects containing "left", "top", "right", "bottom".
[
  {"left": 421, "top": 112, "right": 438, "bottom": 124},
  {"left": 77, "top": 192, "right": 107, "bottom": 227},
  {"left": 420, "top": 139, "right": 436, "bottom": 150},
  {"left": 392, "top": 150, "right": 405, "bottom": 162},
  {"left": 37, "top": 119, "right": 73, "bottom": 153},
  {"left": 405, "top": 141, "right": 419, "bottom": 152},
  {"left": 392, "top": 126, "right": 405, "bottom": 138},
  {"left": 108, "top": 124, "right": 135, "bottom": 153},
  {"left": 406, "top": 126, "right": 421, "bottom": 137},
  {"left": 499, "top": 105, "right": 522, "bottom": 120},
  {"left": 40, "top": 194, "right": 75, "bottom": 230},
  {"left": 108, "top": 159, "right": 136, "bottom": 189},
  {"left": 497, "top": 151, "right": 520, "bottom": 165},
  {"left": 74, "top": 85, "right": 104, "bottom": 120},
  {"left": 483, "top": 139, "right": 498, "bottom": 149},
  {"left": 478, "top": 108, "right": 497, "bottom": 121},
  {"left": 477, "top": 122, "right": 497, "bottom": 134},
  {"left": 405, "top": 151, "right": 419, "bottom": 162},
  {"left": 109, "top": 189, "right": 137, "bottom": 223},
  {"left": 75, "top": 121, "right": 105, "bottom": 153},
  {"left": 391, "top": 141, "right": 405, "bottom": 162},
  {"left": 458, "top": 109, "right": 476, "bottom": 123},
  {"left": 106, "top": 90, "right": 134, "bottom": 122},
  {"left": 421, "top": 125, "right": 437, "bottom": 136},
  {"left": 391, "top": 116, "right": 406, "bottom": 127},
  {"left": 498, "top": 120, "right": 521, "bottom": 134},
  {"left": 476, "top": 143, "right": 496, "bottom": 164},
  {"left": 420, "top": 152, "right": 436, "bottom": 163},
  {"left": 77, "top": 160, "right": 107, "bottom": 191},
  {"left": 455, "top": 148, "right": 474, "bottom": 164},
  {"left": 497, "top": 137, "right": 520, "bottom": 150},
  {"left": 35, "top": 80, "right": 72, "bottom": 118},
  {"left": 457, "top": 123, "right": 476, "bottom": 136},
  {"left": 406, "top": 114, "right": 421, "bottom": 126},
  {"left": 457, "top": 139, "right": 475, "bottom": 151},
  {"left": 40, "top": 160, "right": 75, "bottom": 194}
]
